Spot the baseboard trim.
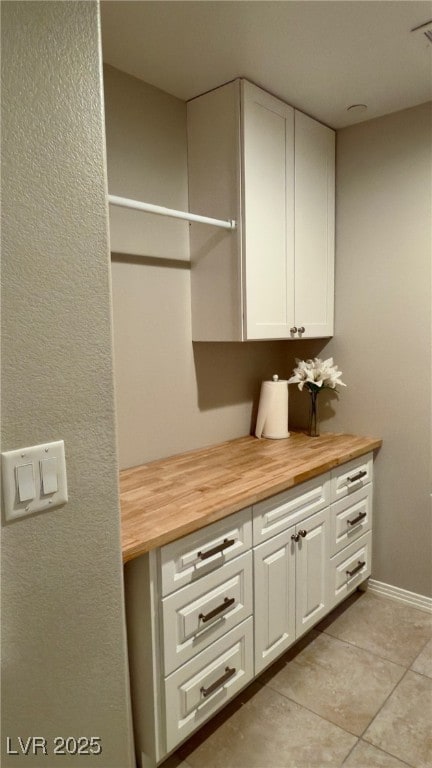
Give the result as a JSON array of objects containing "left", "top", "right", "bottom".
[{"left": 368, "top": 579, "right": 432, "bottom": 614}]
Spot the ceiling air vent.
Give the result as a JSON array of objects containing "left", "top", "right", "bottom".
[{"left": 411, "top": 19, "right": 432, "bottom": 43}]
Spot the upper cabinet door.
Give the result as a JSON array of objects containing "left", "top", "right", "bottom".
[
  {"left": 294, "top": 111, "right": 335, "bottom": 338},
  {"left": 242, "top": 81, "right": 295, "bottom": 340}
]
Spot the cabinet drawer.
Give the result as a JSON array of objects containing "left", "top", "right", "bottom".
[
  {"left": 161, "top": 507, "right": 252, "bottom": 596},
  {"left": 164, "top": 617, "right": 254, "bottom": 752},
  {"left": 330, "top": 486, "right": 372, "bottom": 556},
  {"left": 329, "top": 531, "right": 372, "bottom": 609},
  {"left": 253, "top": 474, "right": 330, "bottom": 545},
  {"left": 330, "top": 454, "right": 372, "bottom": 502},
  {"left": 162, "top": 551, "right": 253, "bottom": 675}
]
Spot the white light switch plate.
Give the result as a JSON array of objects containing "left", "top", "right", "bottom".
[{"left": 1, "top": 440, "right": 68, "bottom": 522}]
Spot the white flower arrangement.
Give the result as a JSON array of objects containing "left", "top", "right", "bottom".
[{"left": 288, "top": 357, "right": 346, "bottom": 394}]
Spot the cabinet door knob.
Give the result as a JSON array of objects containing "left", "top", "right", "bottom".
[
  {"left": 297, "top": 326, "right": 305, "bottom": 334},
  {"left": 290, "top": 327, "right": 298, "bottom": 334},
  {"left": 299, "top": 529, "right": 307, "bottom": 538},
  {"left": 291, "top": 532, "right": 300, "bottom": 542}
]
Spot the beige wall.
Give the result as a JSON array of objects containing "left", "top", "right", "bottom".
[
  {"left": 104, "top": 65, "right": 431, "bottom": 598},
  {"left": 1, "top": 4, "right": 133, "bottom": 766},
  {"left": 319, "top": 103, "right": 432, "bottom": 597},
  {"left": 105, "top": 65, "right": 294, "bottom": 468}
]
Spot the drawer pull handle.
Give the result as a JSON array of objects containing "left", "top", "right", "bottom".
[
  {"left": 346, "top": 560, "right": 366, "bottom": 578},
  {"left": 347, "top": 470, "right": 367, "bottom": 484},
  {"left": 199, "top": 596, "right": 235, "bottom": 623},
  {"left": 347, "top": 511, "right": 367, "bottom": 527},
  {"left": 197, "top": 537, "right": 236, "bottom": 561},
  {"left": 200, "top": 666, "right": 236, "bottom": 698}
]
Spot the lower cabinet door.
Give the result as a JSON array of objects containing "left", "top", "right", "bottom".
[
  {"left": 254, "top": 527, "right": 296, "bottom": 674},
  {"left": 329, "top": 531, "right": 372, "bottom": 609},
  {"left": 295, "top": 508, "right": 329, "bottom": 638},
  {"left": 164, "top": 617, "right": 254, "bottom": 752}
]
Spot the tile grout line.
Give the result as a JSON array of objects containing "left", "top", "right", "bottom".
[
  {"left": 310, "top": 624, "right": 409, "bottom": 674},
  {"left": 409, "top": 634, "right": 432, "bottom": 672},
  {"left": 318, "top": 623, "right": 431, "bottom": 671},
  {"left": 341, "top": 737, "right": 415, "bottom": 768},
  {"left": 263, "top": 675, "right": 362, "bottom": 739},
  {"left": 358, "top": 667, "right": 416, "bottom": 767},
  {"left": 339, "top": 736, "right": 361, "bottom": 767}
]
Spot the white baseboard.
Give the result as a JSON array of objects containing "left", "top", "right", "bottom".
[{"left": 368, "top": 579, "right": 432, "bottom": 614}]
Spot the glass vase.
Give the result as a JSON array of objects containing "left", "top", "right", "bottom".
[{"left": 308, "top": 390, "right": 319, "bottom": 437}]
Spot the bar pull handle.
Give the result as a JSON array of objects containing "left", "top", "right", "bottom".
[
  {"left": 347, "top": 470, "right": 367, "bottom": 484},
  {"left": 346, "top": 560, "right": 366, "bottom": 578},
  {"left": 200, "top": 666, "right": 236, "bottom": 698},
  {"left": 199, "top": 597, "right": 235, "bottom": 623},
  {"left": 198, "top": 537, "right": 235, "bottom": 561},
  {"left": 347, "top": 511, "right": 367, "bottom": 527}
]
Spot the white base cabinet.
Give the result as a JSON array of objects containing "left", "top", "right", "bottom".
[{"left": 125, "top": 454, "right": 374, "bottom": 767}]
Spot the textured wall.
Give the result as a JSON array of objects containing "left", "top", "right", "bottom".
[
  {"left": 318, "top": 103, "right": 432, "bottom": 597},
  {"left": 1, "top": 3, "right": 134, "bottom": 765}
]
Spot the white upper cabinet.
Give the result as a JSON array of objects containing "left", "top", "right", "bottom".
[{"left": 187, "top": 79, "right": 335, "bottom": 341}]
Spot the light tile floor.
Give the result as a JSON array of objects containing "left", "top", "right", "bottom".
[{"left": 161, "top": 590, "right": 432, "bottom": 768}]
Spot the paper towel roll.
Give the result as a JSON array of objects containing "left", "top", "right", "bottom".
[{"left": 255, "top": 375, "right": 290, "bottom": 439}]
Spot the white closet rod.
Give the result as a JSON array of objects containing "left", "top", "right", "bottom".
[{"left": 108, "top": 194, "right": 236, "bottom": 230}]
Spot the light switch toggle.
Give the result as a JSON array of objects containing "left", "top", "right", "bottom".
[
  {"left": 40, "top": 457, "right": 58, "bottom": 495},
  {"left": 16, "top": 463, "right": 36, "bottom": 502}
]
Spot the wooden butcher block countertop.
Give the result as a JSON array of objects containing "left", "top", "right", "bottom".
[{"left": 120, "top": 432, "right": 382, "bottom": 562}]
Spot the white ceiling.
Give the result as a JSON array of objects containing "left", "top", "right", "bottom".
[{"left": 101, "top": 1, "right": 432, "bottom": 129}]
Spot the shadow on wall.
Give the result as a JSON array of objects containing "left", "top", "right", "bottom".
[
  {"left": 193, "top": 339, "right": 329, "bottom": 434},
  {"left": 111, "top": 253, "right": 190, "bottom": 270}
]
